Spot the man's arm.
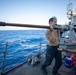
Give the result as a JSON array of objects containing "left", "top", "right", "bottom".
[
  {"left": 45, "top": 30, "right": 51, "bottom": 40},
  {"left": 58, "top": 48, "right": 76, "bottom": 53}
]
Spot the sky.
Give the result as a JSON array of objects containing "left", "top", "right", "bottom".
[{"left": 0, "top": 0, "right": 76, "bottom": 30}]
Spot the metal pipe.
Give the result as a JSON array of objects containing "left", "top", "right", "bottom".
[
  {"left": 0, "top": 22, "right": 50, "bottom": 29},
  {"left": 0, "top": 22, "right": 76, "bottom": 30},
  {"left": 0, "top": 22, "right": 63, "bottom": 30}
]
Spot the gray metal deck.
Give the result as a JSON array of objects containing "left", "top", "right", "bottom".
[{"left": 12, "top": 60, "right": 74, "bottom": 75}]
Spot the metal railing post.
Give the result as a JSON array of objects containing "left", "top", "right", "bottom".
[
  {"left": 1, "top": 42, "right": 8, "bottom": 75},
  {"left": 39, "top": 37, "right": 42, "bottom": 54}
]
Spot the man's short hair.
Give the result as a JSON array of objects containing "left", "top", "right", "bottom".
[{"left": 49, "top": 16, "right": 57, "bottom": 24}]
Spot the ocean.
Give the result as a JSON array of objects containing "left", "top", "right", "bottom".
[{"left": 0, "top": 30, "right": 47, "bottom": 72}]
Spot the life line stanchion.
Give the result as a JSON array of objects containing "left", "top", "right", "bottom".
[
  {"left": 39, "top": 37, "right": 42, "bottom": 55},
  {"left": 1, "top": 42, "right": 8, "bottom": 75}
]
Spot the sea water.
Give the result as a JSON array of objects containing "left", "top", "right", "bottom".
[{"left": 0, "top": 30, "right": 47, "bottom": 72}]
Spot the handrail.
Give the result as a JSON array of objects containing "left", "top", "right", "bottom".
[
  {"left": 0, "top": 40, "right": 41, "bottom": 56},
  {"left": 1, "top": 38, "right": 46, "bottom": 75},
  {"left": 0, "top": 40, "right": 30, "bottom": 47},
  {"left": 3, "top": 50, "right": 46, "bottom": 75}
]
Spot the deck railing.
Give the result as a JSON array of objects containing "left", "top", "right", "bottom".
[{"left": 0, "top": 38, "right": 46, "bottom": 75}]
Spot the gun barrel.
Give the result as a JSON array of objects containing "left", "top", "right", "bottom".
[
  {"left": 1, "top": 22, "right": 76, "bottom": 30},
  {"left": 0, "top": 22, "right": 50, "bottom": 29}
]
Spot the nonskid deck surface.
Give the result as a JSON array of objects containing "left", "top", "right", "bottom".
[
  {"left": 24, "top": 61, "right": 74, "bottom": 75},
  {"left": 5, "top": 59, "right": 74, "bottom": 75}
]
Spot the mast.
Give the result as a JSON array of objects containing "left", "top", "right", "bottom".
[{"left": 67, "top": 0, "right": 73, "bottom": 24}]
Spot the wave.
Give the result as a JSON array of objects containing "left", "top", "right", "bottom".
[{"left": 0, "top": 30, "right": 46, "bottom": 72}]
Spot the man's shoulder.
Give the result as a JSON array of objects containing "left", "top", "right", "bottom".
[{"left": 46, "top": 29, "right": 51, "bottom": 35}]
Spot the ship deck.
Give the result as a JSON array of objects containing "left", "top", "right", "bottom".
[{"left": 5, "top": 58, "right": 75, "bottom": 75}]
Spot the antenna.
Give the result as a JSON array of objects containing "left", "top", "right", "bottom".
[
  {"left": 69, "top": 0, "right": 70, "bottom": 3},
  {"left": 74, "top": 8, "right": 76, "bottom": 13},
  {"left": 67, "top": 0, "right": 73, "bottom": 24},
  {"left": 67, "top": 0, "right": 72, "bottom": 10}
]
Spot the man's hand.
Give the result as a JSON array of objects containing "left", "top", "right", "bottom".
[{"left": 57, "top": 47, "right": 66, "bottom": 51}]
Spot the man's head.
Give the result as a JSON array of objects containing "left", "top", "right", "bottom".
[{"left": 49, "top": 16, "right": 57, "bottom": 27}]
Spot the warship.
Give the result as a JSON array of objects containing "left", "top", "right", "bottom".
[{"left": 0, "top": 1, "right": 76, "bottom": 75}]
